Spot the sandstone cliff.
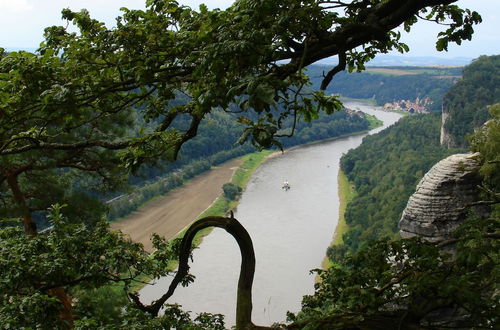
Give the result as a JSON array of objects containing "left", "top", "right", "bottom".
[
  {"left": 399, "top": 153, "right": 482, "bottom": 243},
  {"left": 439, "top": 106, "right": 456, "bottom": 148}
]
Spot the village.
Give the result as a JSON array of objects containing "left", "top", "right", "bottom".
[{"left": 383, "top": 96, "right": 433, "bottom": 113}]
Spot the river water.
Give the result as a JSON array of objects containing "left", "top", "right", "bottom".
[{"left": 140, "top": 101, "right": 402, "bottom": 327}]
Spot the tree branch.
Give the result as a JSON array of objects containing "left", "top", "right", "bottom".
[
  {"left": 320, "top": 51, "right": 346, "bottom": 90},
  {"left": 0, "top": 139, "right": 131, "bottom": 156},
  {"left": 130, "top": 214, "right": 259, "bottom": 328}
]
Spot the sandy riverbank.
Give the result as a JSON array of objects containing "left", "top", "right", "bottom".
[{"left": 110, "top": 158, "right": 242, "bottom": 252}]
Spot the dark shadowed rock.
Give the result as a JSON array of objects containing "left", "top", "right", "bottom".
[{"left": 399, "top": 153, "right": 482, "bottom": 243}]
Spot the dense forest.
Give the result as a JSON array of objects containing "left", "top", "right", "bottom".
[
  {"left": 335, "top": 113, "right": 454, "bottom": 254},
  {"left": 442, "top": 55, "right": 500, "bottom": 147},
  {"left": 307, "top": 65, "right": 460, "bottom": 111}
]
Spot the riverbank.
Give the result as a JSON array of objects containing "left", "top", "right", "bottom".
[
  {"left": 112, "top": 108, "right": 380, "bottom": 251},
  {"left": 177, "top": 150, "right": 275, "bottom": 249},
  {"left": 111, "top": 151, "right": 273, "bottom": 252},
  {"left": 321, "top": 170, "right": 356, "bottom": 270}
]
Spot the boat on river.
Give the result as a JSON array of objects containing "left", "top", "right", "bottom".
[{"left": 282, "top": 181, "right": 291, "bottom": 191}]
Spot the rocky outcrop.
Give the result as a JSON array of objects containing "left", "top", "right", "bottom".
[
  {"left": 440, "top": 106, "right": 456, "bottom": 148},
  {"left": 399, "top": 153, "right": 482, "bottom": 243}
]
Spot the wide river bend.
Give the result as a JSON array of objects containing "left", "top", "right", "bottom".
[{"left": 140, "top": 101, "right": 402, "bottom": 327}]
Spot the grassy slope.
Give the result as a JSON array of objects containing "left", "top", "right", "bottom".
[
  {"left": 365, "top": 113, "right": 383, "bottom": 129},
  {"left": 321, "top": 170, "right": 356, "bottom": 270},
  {"left": 189, "top": 150, "right": 274, "bottom": 246}
]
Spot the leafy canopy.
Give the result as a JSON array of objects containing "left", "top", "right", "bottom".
[
  {"left": 291, "top": 215, "right": 499, "bottom": 329},
  {"left": 1, "top": 0, "right": 482, "bottom": 167},
  {"left": 0, "top": 0, "right": 485, "bottom": 328}
]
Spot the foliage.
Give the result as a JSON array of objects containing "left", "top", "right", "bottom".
[
  {"left": 443, "top": 55, "right": 500, "bottom": 147},
  {"left": 222, "top": 183, "right": 242, "bottom": 201},
  {"left": 336, "top": 113, "right": 453, "bottom": 254},
  {"left": 470, "top": 103, "right": 500, "bottom": 217},
  {"left": 1, "top": 205, "right": 169, "bottom": 327},
  {"left": 1, "top": 0, "right": 481, "bottom": 162},
  {"left": 291, "top": 214, "right": 499, "bottom": 329},
  {"left": 0, "top": 205, "right": 226, "bottom": 328},
  {"left": 0, "top": 0, "right": 485, "bottom": 327},
  {"left": 74, "top": 304, "right": 225, "bottom": 329}
]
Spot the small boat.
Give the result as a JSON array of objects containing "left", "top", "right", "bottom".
[{"left": 282, "top": 181, "right": 290, "bottom": 191}]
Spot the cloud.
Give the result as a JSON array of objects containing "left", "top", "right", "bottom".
[{"left": 0, "top": 0, "right": 33, "bottom": 12}]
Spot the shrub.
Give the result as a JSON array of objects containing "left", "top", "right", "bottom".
[{"left": 222, "top": 183, "right": 242, "bottom": 201}]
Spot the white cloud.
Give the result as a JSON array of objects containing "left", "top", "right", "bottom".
[{"left": 0, "top": 0, "right": 33, "bottom": 12}]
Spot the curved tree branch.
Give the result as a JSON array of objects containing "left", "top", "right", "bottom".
[
  {"left": 131, "top": 214, "right": 262, "bottom": 329},
  {"left": 320, "top": 51, "right": 346, "bottom": 90},
  {"left": 276, "top": 0, "right": 457, "bottom": 83}
]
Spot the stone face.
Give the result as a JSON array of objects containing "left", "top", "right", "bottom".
[
  {"left": 399, "top": 153, "right": 482, "bottom": 243},
  {"left": 440, "top": 107, "right": 456, "bottom": 148}
]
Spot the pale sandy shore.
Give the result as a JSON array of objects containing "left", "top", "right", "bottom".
[{"left": 110, "top": 158, "right": 243, "bottom": 252}]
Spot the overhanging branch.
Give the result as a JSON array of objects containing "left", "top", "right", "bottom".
[
  {"left": 320, "top": 51, "right": 346, "bottom": 90},
  {"left": 0, "top": 139, "right": 131, "bottom": 156}
]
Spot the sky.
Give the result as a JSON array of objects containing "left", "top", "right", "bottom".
[{"left": 0, "top": 0, "right": 498, "bottom": 59}]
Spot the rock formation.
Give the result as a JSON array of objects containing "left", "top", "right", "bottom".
[
  {"left": 440, "top": 106, "right": 456, "bottom": 148},
  {"left": 399, "top": 153, "right": 483, "bottom": 243}
]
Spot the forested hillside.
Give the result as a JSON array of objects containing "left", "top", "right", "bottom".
[
  {"left": 442, "top": 55, "right": 500, "bottom": 147},
  {"left": 330, "top": 114, "right": 453, "bottom": 256},
  {"left": 329, "top": 55, "right": 500, "bottom": 256},
  {"left": 307, "top": 65, "right": 460, "bottom": 111}
]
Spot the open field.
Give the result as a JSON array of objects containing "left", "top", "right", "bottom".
[
  {"left": 365, "top": 66, "right": 462, "bottom": 77},
  {"left": 110, "top": 158, "right": 242, "bottom": 252},
  {"left": 365, "top": 67, "right": 420, "bottom": 75}
]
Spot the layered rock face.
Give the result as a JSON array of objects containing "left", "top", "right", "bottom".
[{"left": 399, "top": 153, "right": 482, "bottom": 243}]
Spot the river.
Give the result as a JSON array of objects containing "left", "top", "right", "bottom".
[{"left": 139, "top": 100, "right": 402, "bottom": 327}]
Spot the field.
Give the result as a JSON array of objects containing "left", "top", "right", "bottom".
[
  {"left": 110, "top": 158, "right": 242, "bottom": 252},
  {"left": 365, "top": 66, "right": 462, "bottom": 77}
]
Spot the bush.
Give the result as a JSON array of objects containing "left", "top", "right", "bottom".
[{"left": 222, "top": 183, "right": 242, "bottom": 201}]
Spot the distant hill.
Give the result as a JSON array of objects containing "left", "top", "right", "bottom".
[
  {"left": 318, "top": 54, "right": 473, "bottom": 66},
  {"left": 307, "top": 65, "right": 461, "bottom": 111}
]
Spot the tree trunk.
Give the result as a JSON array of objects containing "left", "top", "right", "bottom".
[
  {"left": 6, "top": 174, "right": 37, "bottom": 237},
  {"left": 6, "top": 174, "right": 74, "bottom": 328}
]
